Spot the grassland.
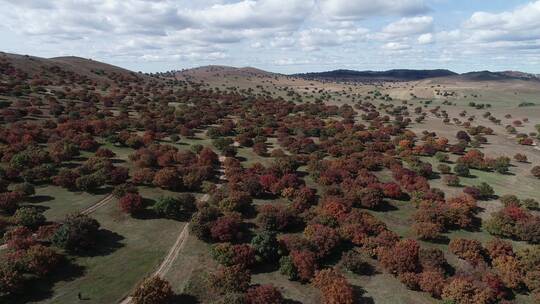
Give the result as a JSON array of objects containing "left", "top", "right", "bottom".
[{"left": 23, "top": 196, "right": 184, "bottom": 304}]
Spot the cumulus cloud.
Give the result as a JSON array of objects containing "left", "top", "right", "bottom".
[
  {"left": 417, "top": 33, "right": 433, "bottom": 44},
  {"left": 2, "top": 0, "right": 192, "bottom": 38},
  {"left": 274, "top": 58, "right": 313, "bottom": 66},
  {"left": 382, "top": 42, "right": 411, "bottom": 50},
  {"left": 270, "top": 36, "right": 297, "bottom": 48},
  {"left": 299, "top": 27, "right": 369, "bottom": 50},
  {"left": 463, "top": 0, "right": 540, "bottom": 43},
  {"left": 382, "top": 16, "right": 433, "bottom": 37},
  {"left": 321, "top": 0, "right": 430, "bottom": 20},
  {"left": 193, "top": 0, "right": 314, "bottom": 30}
]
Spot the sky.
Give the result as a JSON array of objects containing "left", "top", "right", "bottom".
[{"left": 1, "top": 0, "right": 540, "bottom": 74}]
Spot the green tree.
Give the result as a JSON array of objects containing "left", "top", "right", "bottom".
[
  {"left": 14, "top": 207, "right": 45, "bottom": 228},
  {"left": 251, "top": 231, "right": 279, "bottom": 262},
  {"left": 153, "top": 194, "right": 195, "bottom": 220},
  {"left": 279, "top": 256, "right": 298, "bottom": 281},
  {"left": 453, "top": 163, "right": 470, "bottom": 177},
  {"left": 52, "top": 214, "right": 100, "bottom": 253}
]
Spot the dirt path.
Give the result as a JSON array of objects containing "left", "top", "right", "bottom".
[
  {"left": 118, "top": 156, "right": 226, "bottom": 304},
  {"left": 117, "top": 222, "right": 190, "bottom": 304},
  {"left": 153, "top": 224, "right": 190, "bottom": 277},
  {"left": 81, "top": 193, "right": 114, "bottom": 215}
]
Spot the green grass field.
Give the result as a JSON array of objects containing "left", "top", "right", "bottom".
[
  {"left": 28, "top": 185, "right": 107, "bottom": 221},
  {"left": 27, "top": 197, "right": 184, "bottom": 304}
]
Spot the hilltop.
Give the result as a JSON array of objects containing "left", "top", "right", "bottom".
[{"left": 0, "top": 52, "right": 151, "bottom": 85}]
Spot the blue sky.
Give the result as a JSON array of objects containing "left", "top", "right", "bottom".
[{"left": 1, "top": 0, "right": 540, "bottom": 74}]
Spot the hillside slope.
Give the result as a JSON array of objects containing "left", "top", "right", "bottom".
[{"left": 0, "top": 52, "right": 148, "bottom": 84}]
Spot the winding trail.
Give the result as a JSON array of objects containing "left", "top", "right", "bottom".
[
  {"left": 119, "top": 223, "right": 191, "bottom": 304},
  {"left": 153, "top": 223, "right": 190, "bottom": 278}
]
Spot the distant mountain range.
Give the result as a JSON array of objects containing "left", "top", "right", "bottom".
[
  {"left": 293, "top": 69, "right": 540, "bottom": 82},
  {"left": 2, "top": 52, "right": 538, "bottom": 84}
]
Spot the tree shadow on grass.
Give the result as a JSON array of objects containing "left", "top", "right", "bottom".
[
  {"left": 296, "top": 170, "right": 308, "bottom": 178},
  {"left": 284, "top": 300, "right": 303, "bottom": 304},
  {"left": 131, "top": 208, "right": 160, "bottom": 220},
  {"left": 251, "top": 261, "right": 280, "bottom": 275},
  {"left": 61, "top": 162, "right": 80, "bottom": 169},
  {"left": 72, "top": 156, "right": 89, "bottom": 162},
  {"left": 239, "top": 222, "right": 257, "bottom": 244},
  {"left": 443, "top": 261, "right": 456, "bottom": 277},
  {"left": 172, "top": 294, "right": 199, "bottom": 304},
  {"left": 27, "top": 195, "right": 54, "bottom": 204},
  {"left": 373, "top": 201, "right": 398, "bottom": 212},
  {"left": 425, "top": 235, "right": 451, "bottom": 245},
  {"left": 241, "top": 204, "right": 258, "bottom": 220},
  {"left": 88, "top": 186, "right": 113, "bottom": 195},
  {"left": 322, "top": 243, "right": 355, "bottom": 268},
  {"left": 462, "top": 216, "right": 483, "bottom": 232},
  {"left": 78, "top": 229, "right": 125, "bottom": 257},
  {"left": 131, "top": 198, "right": 161, "bottom": 220},
  {"left": 4, "top": 258, "right": 85, "bottom": 304},
  {"left": 352, "top": 285, "right": 375, "bottom": 304},
  {"left": 256, "top": 192, "right": 279, "bottom": 201},
  {"left": 498, "top": 171, "right": 515, "bottom": 176},
  {"left": 235, "top": 156, "right": 248, "bottom": 162},
  {"left": 429, "top": 172, "right": 441, "bottom": 180},
  {"left": 111, "top": 158, "right": 126, "bottom": 164}
]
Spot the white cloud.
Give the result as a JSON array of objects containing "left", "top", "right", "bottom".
[
  {"left": 299, "top": 27, "right": 368, "bottom": 50},
  {"left": 382, "top": 42, "right": 411, "bottom": 50},
  {"left": 2, "top": 0, "right": 192, "bottom": 38},
  {"left": 1, "top": 0, "right": 540, "bottom": 73},
  {"left": 270, "top": 36, "right": 296, "bottom": 48},
  {"left": 435, "top": 30, "right": 461, "bottom": 43},
  {"left": 194, "top": 0, "right": 314, "bottom": 30},
  {"left": 463, "top": 1, "right": 540, "bottom": 43},
  {"left": 382, "top": 16, "right": 433, "bottom": 37},
  {"left": 274, "top": 58, "right": 313, "bottom": 66},
  {"left": 321, "top": 0, "right": 430, "bottom": 20},
  {"left": 417, "top": 33, "right": 433, "bottom": 44},
  {"left": 250, "top": 42, "right": 263, "bottom": 48}
]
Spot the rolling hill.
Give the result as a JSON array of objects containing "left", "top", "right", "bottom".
[
  {"left": 0, "top": 52, "right": 150, "bottom": 85},
  {"left": 458, "top": 71, "right": 540, "bottom": 82}
]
